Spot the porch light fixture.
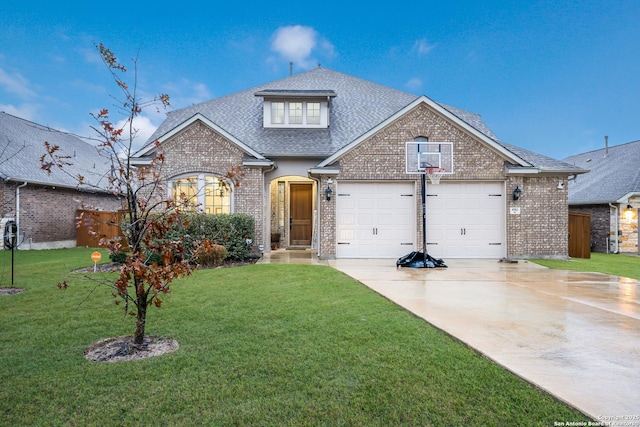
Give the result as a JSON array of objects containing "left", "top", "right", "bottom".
[
  {"left": 513, "top": 186, "right": 521, "bottom": 201},
  {"left": 325, "top": 185, "right": 333, "bottom": 201},
  {"left": 625, "top": 205, "right": 634, "bottom": 221}
]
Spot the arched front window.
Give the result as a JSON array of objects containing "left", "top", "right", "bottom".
[{"left": 172, "top": 174, "right": 231, "bottom": 214}]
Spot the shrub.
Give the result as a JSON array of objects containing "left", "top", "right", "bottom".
[
  {"left": 152, "top": 212, "right": 255, "bottom": 263},
  {"left": 109, "top": 251, "right": 128, "bottom": 264},
  {"left": 193, "top": 239, "right": 227, "bottom": 268},
  {"left": 145, "top": 252, "right": 164, "bottom": 266}
]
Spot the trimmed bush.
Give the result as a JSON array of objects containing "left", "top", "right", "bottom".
[
  {"left": 192, "top": 239, "right": 227, "bottom": 267},
  {"left": 158, "top": 212, "right": 255, "bottom": 262}
]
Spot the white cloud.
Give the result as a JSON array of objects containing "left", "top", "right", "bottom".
[
  {"left": 0, "top": 103, "right": 38, "bottom": 120},
  {"left": 270, "top": 25, "right": 335, "bottom": 70},
  {"left": 0, "top": 67, "right": 37, "bottom": 99},
  {"left": 405, "top": 78, "right": 423, "bottom": 91},
  {"left": 412, "top": 39, "right": 436, "bottom": 57},
  {"left": 163, "top": 78, "right": 212, "bottom": 107},
  {"left": 112, "top": 114, "right": 158, "bottom": 154}
]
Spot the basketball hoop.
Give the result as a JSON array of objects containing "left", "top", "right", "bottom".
[{"left": 425, "top": 167, "right": 445, "bottom": 184}]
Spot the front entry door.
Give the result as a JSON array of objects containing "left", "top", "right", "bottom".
[{"left": 290, "top": 184, "right": 313, "bottom": 246}]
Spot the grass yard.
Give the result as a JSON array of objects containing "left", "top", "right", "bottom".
[
  {"left": 532, "top": 252, "right": 640, "bottom": 280},
  {"left": 0, "top": 248, "right": 589, "bottom": 426}
]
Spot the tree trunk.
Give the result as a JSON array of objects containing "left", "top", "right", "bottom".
[{"left": 134, "top": 293, "right": 147, "bottom": 345}]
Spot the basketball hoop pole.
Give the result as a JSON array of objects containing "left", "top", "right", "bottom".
[{"left": 421, "top": 173, "right": 427, "bottom": 266}]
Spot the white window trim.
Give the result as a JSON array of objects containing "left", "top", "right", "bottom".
[
  {"left": 263, "top": 99, "right": 329, "bottom": 128},
  {"left": 169, "top": 173, "right": 235, "bottom": 214}
]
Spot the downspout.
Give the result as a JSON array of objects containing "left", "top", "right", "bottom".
[
  {"left": 308, "top": 175, "right": 321, "bottom": 254},
  {"left": 609, "top": 203, "right": 619, "bottom": 253},
  {"left": 16, "top": 181, "right": 27, "bottom": 233},
  {"left": 261, "top": 163, "right": 276, "bottom": 254}
]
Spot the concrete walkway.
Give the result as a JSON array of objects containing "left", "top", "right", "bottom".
[{"left": 259, "top": 251, "right": 640, "bottom": 421}]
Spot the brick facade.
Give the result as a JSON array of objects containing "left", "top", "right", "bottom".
[
  {"left": 156, "top": 103, "right": 572, "bottom": 259},
  {"left": 318, "top": 103, "right": 570, "bottom": 259},
  {"left": 0, "top": 182, "right": 121, "bottom": 249},
  {"left": 157, "top": 121, "right": 266, "bottom": 248},
  {"left": 505, "top": 176, "right": 568, "bottom": 258}
]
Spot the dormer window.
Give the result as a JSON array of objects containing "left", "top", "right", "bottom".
[
  {"left": 271, "top": 102, "right": 285, "bottom": 124},
  {"left": 255, "top": 89, "right": 336, "bottom": 128}
]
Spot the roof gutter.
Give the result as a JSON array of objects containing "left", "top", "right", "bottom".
[
  {"left": 616, "top": 192, "right": 640, "bottom": 204},
  {"left": 505, "top": 166, "right": 588, "bottom": 176},
  {"left": 2, "top": 176, "right": 111, "bottom": 194},
  {"left": 308, "top": 168, "right": 340, "bottom": 176}
]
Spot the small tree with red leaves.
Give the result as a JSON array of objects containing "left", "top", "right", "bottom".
[{"left": 42, "top": 44, "right": 241, "bottom": 346}]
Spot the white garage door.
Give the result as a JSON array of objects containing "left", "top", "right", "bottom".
[
  {"left": 336, "top": 182, "right": 415, "bottom": 258},
  {"left": 425, "top": 182, "right": 505, "bottom": 258}
]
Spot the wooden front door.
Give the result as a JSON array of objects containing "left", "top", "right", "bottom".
[{"left": 290, "top": 184, "right": 313, "bottom": 246}]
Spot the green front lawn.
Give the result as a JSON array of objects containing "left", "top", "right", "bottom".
[
  {"left": 532, "top": 252, "right": 640, "bottom": 280},
  {"left": 0, "top": 248, "right": 588, "bottom": 425}
]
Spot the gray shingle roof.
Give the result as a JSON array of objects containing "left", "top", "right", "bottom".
[
  {"left": 563, "top": 140, "right": 640, "bottom": 204},
  {"left": 146, "top": 68, "right": 419, "bottom": 157},
  {"left": 498, "top": 140, "right": 585, "bottom": 172},
  {"left": 143, "top": 67, "right": 580, "bottom": 173},
  {"left": 0, "top": 112, "right": 112, "bottom": 192}
]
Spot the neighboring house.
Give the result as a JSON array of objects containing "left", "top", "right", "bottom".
[
  {"left": 0, "top": 112, "right": 121, "bottom": 249},
  {"left": 563, "top": 140, "right": 640, "bottom": 254},
  {"left": 133, "top": 67, "right": 585, "bottom": 259}
]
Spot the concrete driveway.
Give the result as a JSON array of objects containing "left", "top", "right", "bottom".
[{"left": 260, "top": 252, "right": 640, "bottom": 420}]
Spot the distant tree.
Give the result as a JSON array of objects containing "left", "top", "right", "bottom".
[{"left": 41, "top": 44, "right": 241, "bottom": 347}]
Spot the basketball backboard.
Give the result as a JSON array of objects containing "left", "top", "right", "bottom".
[{"left": 405, "top": 142, "right": 454, "bottom": 174}]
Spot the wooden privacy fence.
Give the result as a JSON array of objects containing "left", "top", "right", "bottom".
[
  {"left": 568, "top": 211, "right": 591, "bottom": 259},
  {"left": 76, "top": 210, "right": 127, "bottom": 249}
]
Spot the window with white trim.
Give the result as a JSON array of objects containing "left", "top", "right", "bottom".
[
  {"left": 289, "top": 102, "right": 303, "bottom": 124},
  {"left": 262, "top": 100, "right": 330, "bottom": 128},
  {"left": 307, "top": 102, "right": 320, "bottom": 124},
  {"left": 172, "top": 174, "right": 231, "bottom": 214},
  {"left": 271, "top": 102, "right": 285, "bottom": 124}
]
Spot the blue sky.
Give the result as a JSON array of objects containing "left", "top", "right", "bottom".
[{"left": 1, "top": 0, "right": 639, "bottom": 160}]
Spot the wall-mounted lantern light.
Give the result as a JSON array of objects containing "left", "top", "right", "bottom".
[
  {"left": 324, "top": 177, "right": 334, "bottom": 201},
  {"left": 513, "top": 186, "right": 521, "bottom": 201},
  {"left": 625, "top": 204, "right": 634, "bottom": 221},
  {"left": 325, "top": 185, "right": 333, "bottom": 201}
]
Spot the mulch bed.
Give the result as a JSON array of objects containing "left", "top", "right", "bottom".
[
  {"left": 74, "top": 258, "right": 259, "bottom": 274},
  {"left": 84, "top": 335, "right": 179, "bottom": 362},
  {"left": 0, "top": 287, "right": 25, "bottom": 295}
]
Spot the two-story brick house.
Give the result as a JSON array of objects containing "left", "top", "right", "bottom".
[{"left": 133, "top": 67, "right": 584, "bottom": 259}]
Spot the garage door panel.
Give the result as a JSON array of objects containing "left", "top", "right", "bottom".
[
  {"left": 337, "top": 181, "right": 505, "bottom": 259},
  {"left": 426, "top": 182, "right": 505, "bottom": 258},
  {"left": 337, "top": 182, "right": 415, "bottom": 258}
]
